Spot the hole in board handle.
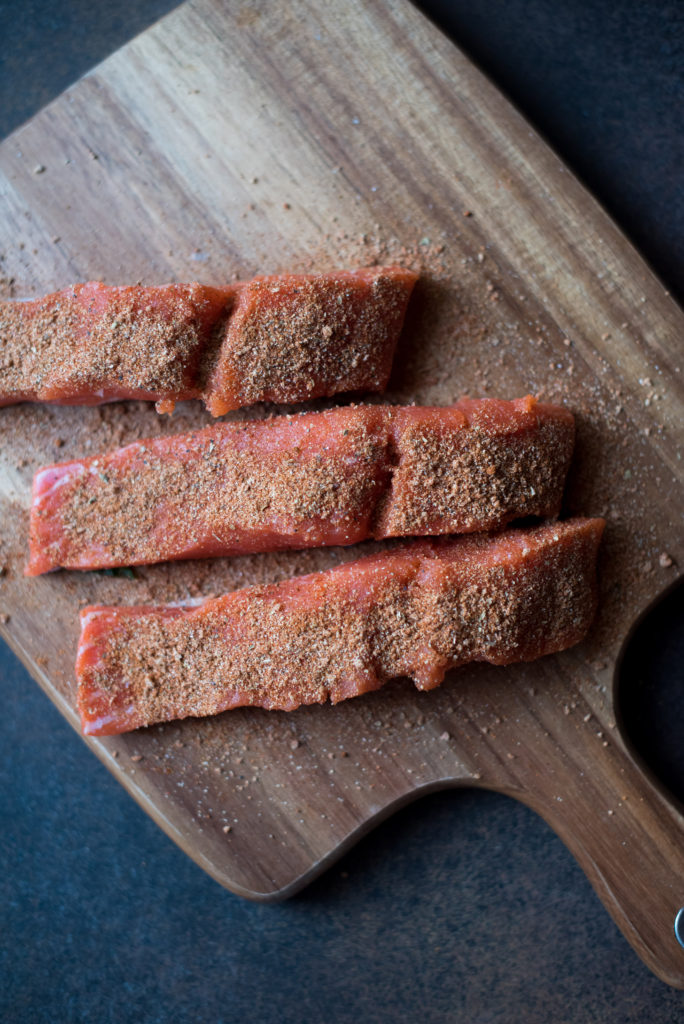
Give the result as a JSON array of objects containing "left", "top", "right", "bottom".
[{"left": 675, "top": 907, "right": 684, "bottom": 950}]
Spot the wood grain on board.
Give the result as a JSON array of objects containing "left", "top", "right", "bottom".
[{"left": 0, "top": 0, "right": 683, "bottom": 986}]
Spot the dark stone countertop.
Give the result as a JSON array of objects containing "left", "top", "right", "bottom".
[{"left": 1, "top": 2, "right": 683, "bottom": 1021}]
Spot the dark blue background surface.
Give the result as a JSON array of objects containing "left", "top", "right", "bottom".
[{"left": 1, "top": 2, "right": 683, "bottom": 1021}]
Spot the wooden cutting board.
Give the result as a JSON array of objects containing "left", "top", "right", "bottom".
[{"left": 1, "top": 0, "right": 683, "bottom": 986}]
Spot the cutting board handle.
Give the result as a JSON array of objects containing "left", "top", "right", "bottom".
[{"left": 511, "top": 723, "right": 684, "bottom": 987}]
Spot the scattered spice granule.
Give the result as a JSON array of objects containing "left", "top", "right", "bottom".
[{"left": 659, "top": 552, "right": 674, "bottom": 568}]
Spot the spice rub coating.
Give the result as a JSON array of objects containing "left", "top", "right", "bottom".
[
  {"left": 27, "top": 404, "right": 392, "bottom": 573},
  {"left": 0, "top": 266, "right": 417, "bottom": 415},
  {"left": 203, "top": 267, "right": 419, "bottom": 416},
  {"left": 378, "top": 396, "right": 574, "bottom": 538},
  {"left": 0, "top": 282, "right": 235, "bottom": 410},
  {"left": 26, "top": 396, "right": 574, "bottom": 574},
  {"left": 76, "top": 518, "right": 605, "bottom": 736}
]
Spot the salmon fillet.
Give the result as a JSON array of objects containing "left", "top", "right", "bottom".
[
  {"left": 0, "top": 267, "right": 417, "bottom": 415},
  {"left": 76, "top": 518, "right": 604, "bottom": 736},
  {"left": 26, "top": 396, "right": 575, "bottom": 575},
  {"left": 203, "top": 268, "right": 418, "bottom": 416}
]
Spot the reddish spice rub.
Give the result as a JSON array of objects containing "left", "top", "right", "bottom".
[
  {"left": 0, "top": 267, "right": 417, "bottom": 415},
  {"left": 203, "top": 268, "right": 417, "bottom": 415},
  {"left": 76, "top": 518, "right": 605, "bottom": 736},
  {"left": 26, "top": 396, "right": 575, "bottom": 575},
  {"left": 0, "top": 282, "right": 235, "bottom": 411}
]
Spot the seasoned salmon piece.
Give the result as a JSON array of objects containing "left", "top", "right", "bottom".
[
  {"left": 26, "top": 397, "right": 574, "bottom": 575},
  {"left": 0, "top": 267, "right": 417, "bottom": 415},
  {"left": 75, "top": 518, "right": 605, "bottom": 736},
  {"left": 203, "top": 267, "right": 419, "bottom": 416},
  {"left": 377, "top": 395, "right": 575, "bottom": 538},
  {"left": 0, "top": 282, "right": 236, "bottom": 411},
  {"left": 26, "top": 404, "right": 393, "bottom": 574}
]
